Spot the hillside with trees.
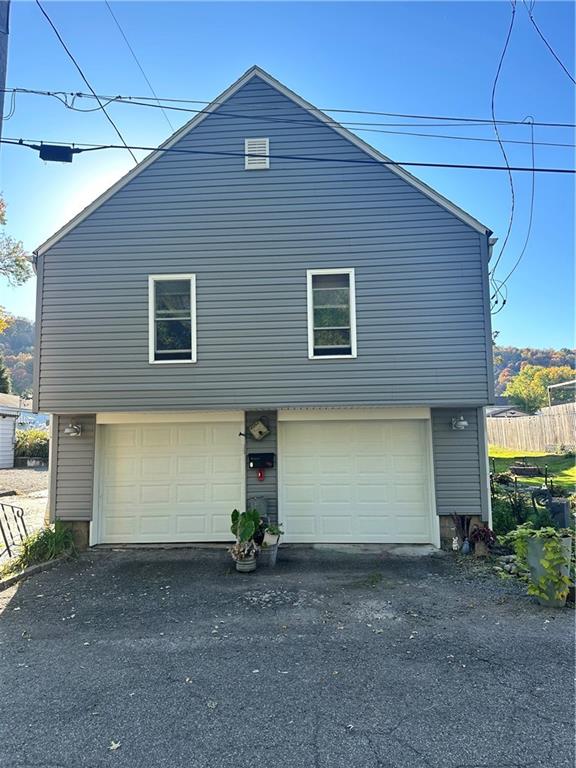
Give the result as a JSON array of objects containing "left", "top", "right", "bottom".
[
  {"left": 494, "top": 347, "right": 574, "bottom": 397},
  {"left": 0, "top": 316, "right": 34, "bottom": 395}
]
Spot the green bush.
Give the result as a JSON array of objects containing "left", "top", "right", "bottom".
[
  {"left": 491, "top": 495, "right": 518, "bottom": 536},
  {"left": 14, "top": 428, "right": 49, "bottom": 459},
  {"left": 491, "top": 489, "right": 554, "bottom": 536},
  {"left": 1, "top": 521, "right": 74, "bottom": 577}
]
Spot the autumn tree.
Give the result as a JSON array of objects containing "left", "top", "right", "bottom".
[
  {"left": 0, "top": 354, "right": 11, "bottom": 394},
  {"left": 0, "top": 196, "right": 31, "bottom": 338},
  {"left": 0, "top": 197, "right": 31, "bottom": 286},
  {"left": 0, "top": 308, "right": 10, "bottom": 335},
  {"left": 504, "top": 364, "right": 575, "bottom": 414}
]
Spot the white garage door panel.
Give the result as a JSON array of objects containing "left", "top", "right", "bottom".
[
  {"left": 98, "top": 421, "right": 243, "bottom": 543},
  {"left": 280, "top": 420, "right": 432, "bottom": 544}
]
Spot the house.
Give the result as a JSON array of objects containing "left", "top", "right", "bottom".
[
  {"left": 486, "top": 405, "right": 529, "bottom": 418},
  {"left": 33, "top": 66, "right": 494, "bottom": 549},
  {"left": 0, "top": 393, "right": 33, "bottom": 469}
]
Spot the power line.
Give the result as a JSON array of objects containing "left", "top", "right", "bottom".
[
  {"left": 489, "top": 0, "right": 517, "bottom": 292},
  {"left": 0, "top": 88, "right": 515, "bottom": 129},
  {"left": 34, "top": 0, "right": 138, "bottom": 164},
  {"left": 2, "top": 89, "right": 15, "bottom": 120},
  {"left": 3, "top": 85, "right": 576, "bottom": 129},
  {"left": 5, "top": 87, "right": 576, "bottom": 149},
  {"left": 490, "top": 119, "right": 537, "bottom": 314},
  {"left": 103, "top": 1, "right": 175, "bottom": 131},
  {"left": 522, "top": 0, "right": 576, "bottom": 85},
  {"left": 497, "top": 119, "right": 537, "bottom": 291},
  {"left": 3, "top": 136, "right": 575, "bottom": 173}
]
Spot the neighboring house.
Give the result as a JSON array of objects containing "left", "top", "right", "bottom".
[
  {"left": 33, "top": 66, "right": 494, "bottom": 549},
  {"left": 486, "top": 406, "right": 530, "bottom": 418},
  {"left": 0, "top": 393, "right": 33, "bottom": 469}
]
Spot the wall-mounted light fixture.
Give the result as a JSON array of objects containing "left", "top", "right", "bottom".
[
  {"left": 63, "top": 423, "right": 82, "bottom": 438},
  {"left": 451, "top": 415, "right": 469, "bottom": 431}
]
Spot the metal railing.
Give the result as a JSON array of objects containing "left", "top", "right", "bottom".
[{"left": 0, "top": 502, "right": 28, "bottom": 561}]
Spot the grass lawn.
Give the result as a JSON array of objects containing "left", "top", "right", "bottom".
[{"left": 489, "top": 445, "right": 576, "bottom": 492}]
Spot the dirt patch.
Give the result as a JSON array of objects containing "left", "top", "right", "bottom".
[
  {"left": 0, "top": 467, "right": 49, "bottom": 495},
  {"left": 0, "top": 468, "right": 49, "bottom": 537}
]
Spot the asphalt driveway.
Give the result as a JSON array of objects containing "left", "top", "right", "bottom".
[{"left": 0, "top": 547, "right": 573, "bottom": 768}]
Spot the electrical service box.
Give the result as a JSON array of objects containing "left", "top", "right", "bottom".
[{"left": 248, "top": 453, "right": 275, "bottom": 470}]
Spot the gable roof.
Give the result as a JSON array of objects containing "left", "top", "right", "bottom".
[{"left": 35, "top": 65, "right": 490, "bottom": 257}]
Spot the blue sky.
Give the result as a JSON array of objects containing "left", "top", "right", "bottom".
[{"left": 1, "top": 0, "right": 574, "bottom": 348}]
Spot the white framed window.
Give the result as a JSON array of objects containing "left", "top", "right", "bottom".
[
  {"left": 244, "top": 138, "right": 270, "bottom": 170},
  {"left": 306, "top": 268, "right": 357, "bottom": 359},
  {"left": 148, "top": 274, "right": 197, "bottom": 364}
]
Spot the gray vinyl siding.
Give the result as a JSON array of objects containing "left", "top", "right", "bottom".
[
  {"left": 245, "top": 411, "right": 278, "bottom": 522},
  {"left": 49, "top": 415, "right": 96, "bottom": 521},
  {"left": 37, "top": 75, "right": 492, "bottom": 413},
  {"left": 431, "top": 408, "right": 489, "bottom": 520}
]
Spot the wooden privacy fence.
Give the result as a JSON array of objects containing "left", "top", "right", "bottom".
[{"left": 487, "top": 403, "right": 576, "bottom": 452}]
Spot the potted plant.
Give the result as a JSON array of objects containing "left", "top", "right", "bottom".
[
  {"left": 229, "top": 508, "right": 261, "bottom": 573},
  {"left": 469, "top": 525, "right": 496, "bottom": 557},
  {"left": 507, "top": 524, "right": 573, "bottom": 607},
  {"left": 258, "top": 522, "right": 284, "bottom": 568}
]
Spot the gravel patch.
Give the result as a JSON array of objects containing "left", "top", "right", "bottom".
[
  {"left": 0, "top": 467, "right": 49, "bottom": 495},
  {"left": 0, "top": 468, "right": 49, "bottom": 540},
  {"left": 0, "top": 493, "right": 47, "bottom": 536}
]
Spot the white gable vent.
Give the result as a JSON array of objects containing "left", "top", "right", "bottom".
[{"left": 245, "top": 138, "right": 270, "bottom": 170}]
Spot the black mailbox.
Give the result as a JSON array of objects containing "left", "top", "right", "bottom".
[{"left": 248, "top": 453, "right": 275, "bottom": 469}]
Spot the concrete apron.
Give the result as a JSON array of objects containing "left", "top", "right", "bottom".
[{"left": 89, "top": 543, "right": 441, "bottom": 557}]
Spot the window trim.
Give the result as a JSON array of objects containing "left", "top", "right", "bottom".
[
  {"left": 306, "top": 268, "right": 357, "bottom": 360},
  {"left": 148, "top": 274, "right": 197, "bottom": 365}
]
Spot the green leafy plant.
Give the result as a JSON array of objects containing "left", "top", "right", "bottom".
[
  {"left": 265, "top": 523, "right": 284, "bottom": 537},
  {"left": 503, "top": 524, "right": 572, "bottom": 603},
  {"left": 15, "top": 428, "right": 49, "bottom": 459},
  {"left": 229, "top": 509, "right": 261, "bottom": 561},
  {"left": 260, "top": 521, "right": 284, "bottom": 549},
  {"left": 1, "top": 521, "right": 74, "bottom": 577}
]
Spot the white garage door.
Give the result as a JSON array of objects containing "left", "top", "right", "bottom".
[
  {"left": 97, "top": 420, "right": 243, "bottom": 543},
  {"left": 279, "top": 420, "right": 433, "bottom": 543}
]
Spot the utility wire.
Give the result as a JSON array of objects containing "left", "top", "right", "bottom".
[
  {"left": 2, "top": 136, "right": 575, "bottom": 173},
  {"left": 2, "top": 85, "right": 576, "bottom": 129},
  {"left": 522, "top": 0, "right": 576, "bottom": 85},
  {"left": 2, "top": 90, "right": 15, "bottom": 120},
  {"left": 4, "top": 87, "right": 575, "bottom": 148},
  {"left": 489, "top": 0, "right": 517, "bottom": 295},
  {"left": 103, "top": 1, "right": 175, "bottom": 131},
  {"left": 491, "top": 117, "right": 536, "bottom": 314},
  {"left": 34, "top": 0, "right": 138, "bottom": 164},
  {"left": 497, "top": 118, "right": 537, "bottom": 291}
]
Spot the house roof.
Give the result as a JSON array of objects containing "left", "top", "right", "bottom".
[
  {"left": 0, "top": 393, "right": 32, "bottom": 414},
  {"left": 486, "top": 405, "right": 529, "bottom": 417},
  {"left": 35, "top": 65, "right": 491, "bottom": 258}
]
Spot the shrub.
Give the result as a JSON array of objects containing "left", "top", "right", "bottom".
[
  {"left": 491, "top": 489, "right": 554, "bottom": 536},
  {"left": 491, "top": 495, "right": 518, "bottom": 536},
  {"left": 14, "top": 428, "right": 49, "bottom": 459},
  {"left": 1, "top": 521, "right": 74, "bottom": 577}
]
